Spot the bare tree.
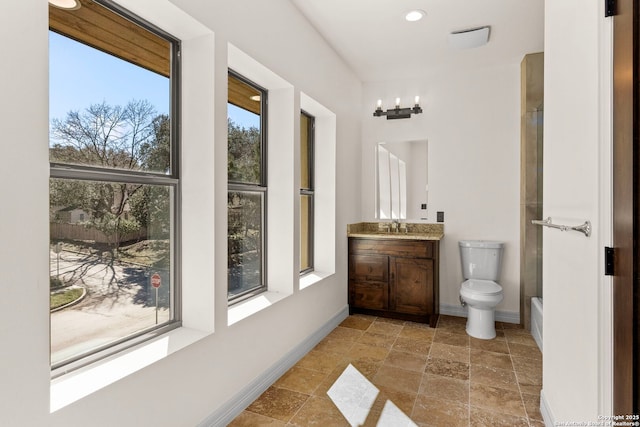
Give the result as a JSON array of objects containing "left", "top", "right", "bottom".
[
  {"left": 50, "top": 99, "right": 162, "bottom": 171},
  {"left": 50, "top": 100, "right": 170, "bottom": 250}
]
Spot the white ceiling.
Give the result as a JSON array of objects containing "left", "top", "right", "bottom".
[{"left": 290, "top": 0, "right": 544, "bottom": 82}]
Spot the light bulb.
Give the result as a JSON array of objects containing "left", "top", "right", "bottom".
[
  {"left": 414, "top": 95, "right": 420, "bottom": 105},
  {"left": 377, "top": 99, "right": 382, "bottom": 108},
  {"left": 395, "top": 97, "right": 401, "bottom": 107},
  {"left": 405, "top": 10, "right": 425, "bottom": 22}
]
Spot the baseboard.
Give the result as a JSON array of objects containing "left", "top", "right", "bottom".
[
  {"left": 439, "top": 303, "right": 520, "bottom": 324},
  {"left": 540, "top": 389, "right": 553, "bottom": 426},
  {"left": 196, "top": 305, "right": 349, "bottom": 427}
]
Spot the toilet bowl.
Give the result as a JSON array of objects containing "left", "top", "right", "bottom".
[
  {"left": 460, "top": 279, "right": 503, "bottom": 339},
  {"left": 459, "top": 240, "right": 504, "bottom": 340}
]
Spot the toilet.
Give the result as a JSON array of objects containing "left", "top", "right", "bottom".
[{"left": 459, "top": 240, "right": 504, "bottom": 339}]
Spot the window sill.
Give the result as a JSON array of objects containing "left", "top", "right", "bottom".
[
  {"left": 300, "top": 270, "right": 333, "bottom": 290},
  {"left": 50, "top": 326, "right": 210, "bottom": 413},
  {"left": 227, "top": 291, "right": 289, "bottom": 326}
]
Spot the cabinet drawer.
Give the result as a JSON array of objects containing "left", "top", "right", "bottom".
[
  {"left": 349, "top": 281, "right": 387, "bottom": 310},
  {"left": 349, "top": 238, "right": 434, "bottom": 258},
  {"left": 349, "top": 254, "right": 388, "bottom": 282}
]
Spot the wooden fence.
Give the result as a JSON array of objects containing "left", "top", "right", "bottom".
[{"left": 50, "top": 223, "right": 147, "bottom": 244}]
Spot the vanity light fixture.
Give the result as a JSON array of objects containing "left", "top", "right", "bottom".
[{"left": 373, "top": 96, "right": 423, "bottom": 120}]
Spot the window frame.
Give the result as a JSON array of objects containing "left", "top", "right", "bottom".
[
  {"left": 227, "top": 69, "right": 269, "bottom": 303},
  {"left": 49, "top": 0, "right": 182, "bottom": 375},
  {"left": 300, "top": 110, "right": 315, "bottom": 275}
]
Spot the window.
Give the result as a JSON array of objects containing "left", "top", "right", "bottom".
[
  {"left": 227, "top": 71, "right": 267, "bottom": 302},
  {"left": 49, "top": 0, "right": 180, "bottom": 371},
  {"left": 300, "top": 111, "right": 315, "bottom": 274}
]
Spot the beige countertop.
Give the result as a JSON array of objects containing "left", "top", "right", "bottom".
[{"left": 347, "top": 222, "right": 444, "bottom": 241}]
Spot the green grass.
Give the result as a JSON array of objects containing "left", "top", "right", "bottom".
[{"left": 50, "top": 288, "right": 83, "bottom": 310}]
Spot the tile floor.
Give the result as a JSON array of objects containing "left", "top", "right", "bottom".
[{"left": 229, "top": 314, "right": 543, "bottom": 427}]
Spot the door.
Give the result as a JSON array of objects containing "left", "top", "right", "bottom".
[
  {"left": 612, "top": 0, "right": 638, "bottom": 414},
  {"left": 390, "top": 257, "right": 433, "bottom": 316}
]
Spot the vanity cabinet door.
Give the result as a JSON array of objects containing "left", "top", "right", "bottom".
[
  {"left": 348, "top": 254, "right": 389, "bottom": 310},
  {"left": 390, "top": 257, "right": 434, "bottom": 316}
]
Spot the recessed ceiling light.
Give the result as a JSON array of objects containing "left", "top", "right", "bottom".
[
  {"left": 405, "top": 10, "right": 425, "bottom": 22},
  {"left": 49, "top": 0, "right": 81, "bottom": 10}
]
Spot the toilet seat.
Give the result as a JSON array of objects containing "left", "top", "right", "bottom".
[{"left": 461, "top": 279, "right": 502, "bottom": 296}]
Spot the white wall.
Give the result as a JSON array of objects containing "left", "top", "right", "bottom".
[
  {"left": 361, "top": 64, "right": 521, "bottom": 317},
  {"left": 0, "top": 0, "right": 361, "bottom": 425},
  {"left": 541, "top": 0, "right": 612, "bottom": 422}
]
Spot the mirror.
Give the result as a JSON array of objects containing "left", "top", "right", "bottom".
[{"left": 375, "top": 140, "right": 428, "bottom": 221}]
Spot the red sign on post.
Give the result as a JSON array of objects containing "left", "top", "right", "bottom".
[{"left": 151, "top": 273, "right": 161, "bottom": 289}]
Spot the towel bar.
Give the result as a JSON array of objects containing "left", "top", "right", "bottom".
[{"left": 531, "top": 217, "right": 591, "bottom": 237}]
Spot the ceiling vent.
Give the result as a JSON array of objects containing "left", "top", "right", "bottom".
[{"left": 448, "top": 26, "right": 490, "bottom": 49}]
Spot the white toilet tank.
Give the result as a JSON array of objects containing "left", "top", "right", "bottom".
[{"left": 459, "top": 240, "right": 504, "bottom": 281}]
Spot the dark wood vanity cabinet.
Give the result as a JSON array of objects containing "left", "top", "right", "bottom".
[{"left": 348, "top": 238, "right": 439, "bottom": 327}]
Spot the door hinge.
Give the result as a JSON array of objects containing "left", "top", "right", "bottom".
[
  {"left": 605, "top": 246, "right": 615, "bottom": 276},
  {"left": 605, "top": 0, "right": 616, "bottom": 17}
]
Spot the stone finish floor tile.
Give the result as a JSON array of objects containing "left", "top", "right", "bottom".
[
  {"left": 412, "top": 395, "right": 469, "bottom": 427},
  {"left": 314, "top": 337, "right": 354, "bottom": 355},
  {"left": 433, "top": 330, "right": 470, "bottom": 348},
  {"left": 470, "top": 348, "right": 514, "bottom": 370},
  {"left": 505, "top": 330, "right": 539, "bottom": 347},
  {"left": 231, "top": 315, "right": 544, "bottom": 427},
  {"left": 374, "top": 316, "right": 407, "bottom": 325},
  {"left": 227, "top": 410, "right": 287, "bottom": 426},
  {"left": 469, "top": 406, "right": 530, "bottom": 427},
  {"left": 425, "top": 357, "right": 470, "bottom": 381},
  {"left": 357, "top": 331, "right": 397, "bottom": 349},
  {"left": 435, "top": 321, "right": 468, "bottom": 336},
  {"left": 430, "top": 342, "right": 470, "bottom": 364},
  {"left": 326, "top": 326, "right": 364, "bottom": 342},
  {"left": 522, "top": 392, "right": 544, "bottom": 421},
  {"left": 372, "top": 365, "right": 423, "bottom": 394},
  {"left": 470, "top": 364, "right": 519, "bottom": 391},
  {"left": 374, "top": 385, "right": 418, "bottom": 416},
  {"left": 297, "top": 349, "right": 344, "bottom": 374},
  {"left": 273, "top": 365, "right": 327, "bottom": 395},
  {"left": 384, "top": 349, "right": 428, "bottom": 372},
  {"left": 438, "top": 315, "right": 468, "bottom": 325},
  {"left": 347, "top": 342, "right": 390, "bottom": 362},
  {"left": 246, "top": 387, "right": 309, "bottom": 422},
  {"left": 469, "top": 336, "right": 510, "bottom": 354},
  {"left": 288, "top": 395, "right": 349, "bottom": 427},
  {"left": 392, "top": 336, "right": 432, "bottom": 354},
  {"left": 399, "top": 325, "right": 436, "bottom": 341},
  {"left": 469, "top": 383, "right": 527, "bottom": 417},
  {"left": 340, "top": 315, "right": 374, "bottom": 330},
  {"left": 419, "top": 373, "right": 469, "bottom": 405},
  {"left": 507, "top": 342, "right": 542, "bottom": 360},
  {"left": 512, "top": 355, "right": 543, "bottom": 390},
  {"left": 367, "top": 321, "right": 403, "bottom": 336}
]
